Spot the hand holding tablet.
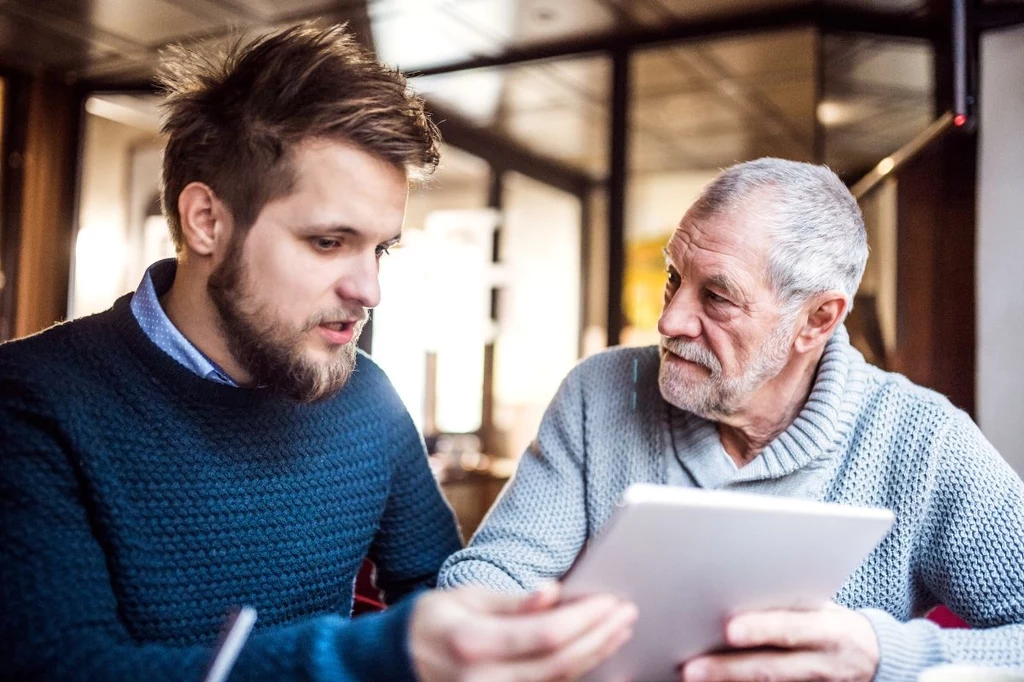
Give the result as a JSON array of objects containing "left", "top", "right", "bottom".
[{"left": 560, "top": 484, "right": 895, "bottom": 682}]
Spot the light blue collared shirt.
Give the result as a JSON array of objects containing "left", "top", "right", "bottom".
[{"left": 129, "top": 259, "right": 237, "bottom": 386}]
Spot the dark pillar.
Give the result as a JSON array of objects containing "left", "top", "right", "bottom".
[{"left": 606, "top": 48, "right": 630, "bottom": 347}]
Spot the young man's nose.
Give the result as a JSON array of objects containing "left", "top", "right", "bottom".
[{"left": 334, "top": 252, "right": 382, "bottom": 309}]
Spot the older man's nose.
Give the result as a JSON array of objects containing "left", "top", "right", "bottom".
[{"left": 658, "top": 290, "right": 702, "bottom": 339}]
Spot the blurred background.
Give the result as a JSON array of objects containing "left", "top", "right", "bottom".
[{"left": 0, "top": 0, "right": 1021, "bottom": 537}]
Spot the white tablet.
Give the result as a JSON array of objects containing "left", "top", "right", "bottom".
[{"left": 560, "top": 483, "right": 895, "bottom": 682}]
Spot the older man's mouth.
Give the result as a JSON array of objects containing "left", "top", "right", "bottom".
[{"left": 662, "top": 347, "right": 712, "bottom": 373}]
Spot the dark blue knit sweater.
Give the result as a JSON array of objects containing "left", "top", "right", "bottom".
[{"left": 0, "top": 294, "right": 462, "bottom": 681}]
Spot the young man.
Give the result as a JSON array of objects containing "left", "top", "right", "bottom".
[
  {"left": 0, "top": 25, "right": 636, "bottom": 681},
  {"left": 440, "top": 159, "right": 1024, "bottom": 681}
]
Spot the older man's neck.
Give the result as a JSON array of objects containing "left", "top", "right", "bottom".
[{"left": 716, "top": 350, "right": 823, "bottom": 467}]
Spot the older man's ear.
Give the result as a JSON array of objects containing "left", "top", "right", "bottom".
[{"left": 793, "top": 293, "right": 848, "bottom": 354}]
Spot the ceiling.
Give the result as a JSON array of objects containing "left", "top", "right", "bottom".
[
  {"left": 0, "top": 0, "right": 969, "bottom": 179},
  {"left": 412, "top": 25, "right": 934, "bottom": 177},
  {"left": 0, "top": 0, "right": 942, "bottom": 82}
]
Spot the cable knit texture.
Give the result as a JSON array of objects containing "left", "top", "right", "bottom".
[
  {"left": 0, "top": 294, "right": 461, "bottom": 681},
  {"left": 438, "top": 328, "right": 1024, "bottom": 679}
]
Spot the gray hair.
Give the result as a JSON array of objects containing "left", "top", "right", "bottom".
[{"left": 691, "top": 158, "right": 868, "bottom": 316}]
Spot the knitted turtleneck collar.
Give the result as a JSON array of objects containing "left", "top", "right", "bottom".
[{"left": 666, "top": 325, "right": 870, "bottom": 487}]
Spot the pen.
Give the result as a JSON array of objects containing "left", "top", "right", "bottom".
[{"left": 203, "top": 606, "right": 257, "bottom": 682}]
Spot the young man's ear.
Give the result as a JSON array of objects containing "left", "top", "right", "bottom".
[
  {"left": 794, "top": 292, "right": 848, "bottom": 354},
  {"left": 177, "top": 182, "right": 230, "bottom": 257}
]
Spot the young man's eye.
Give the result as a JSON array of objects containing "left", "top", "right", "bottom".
[
  {"left": 375, "top": 244, "right": 392, "bottom": 258},
  {"left": 312, "top": 237, "right": 341, "bottom": 251}
]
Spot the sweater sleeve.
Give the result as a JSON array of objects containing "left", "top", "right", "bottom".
[
  {"left": 437, "top": 368, "right": 589, "bottom": 593},
  {"left": 368, "top": 405, "right": 462, "bottom": 603},
  {"left": 0, "top": 392, "right": 420, "bottom": 682},
  {"left": 860, "top": 410, "right": 1024, "bottom": 681}
]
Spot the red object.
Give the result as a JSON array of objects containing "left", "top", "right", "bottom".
[
  {"left": 352, "top": 559, "right": 386, "bottom": 616},
  {"left": 954, "top": 114, "right": 967, "bottom": 127},
  {"left": 927, "top": 605, "right": 969, "bottom": 628}
]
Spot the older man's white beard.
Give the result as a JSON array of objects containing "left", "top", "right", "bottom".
[{"left": 659, "top": 325, "right": 793, "bottom": 418}]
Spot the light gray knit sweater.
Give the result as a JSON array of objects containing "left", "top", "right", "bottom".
[{"left": 438, "top": 328, "right": 1024, "bottom": 680}]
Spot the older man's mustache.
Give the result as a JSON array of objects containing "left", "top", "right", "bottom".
[{"left": 660, "top": 337, "right": 722, "bottom": 376}]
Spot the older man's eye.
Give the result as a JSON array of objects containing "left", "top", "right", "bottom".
[
  {"left": 666, "top": 269, "right": 681, "bottom": 288},
  {"left": 706, "top": 290, "right": 731, "bottom": 305}
]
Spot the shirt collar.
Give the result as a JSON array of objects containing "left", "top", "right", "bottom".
[{"left": 129, "top": 259, "right": 238, "bottom": 387}]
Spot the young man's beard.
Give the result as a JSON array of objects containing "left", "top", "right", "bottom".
[{"left": 207, "top": 241, "right": 364, "bottom": 403}]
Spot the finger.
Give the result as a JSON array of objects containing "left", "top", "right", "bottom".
[
  {"left": 682, "top": 650, "right": 827, "bottom": 682},
  {"left": 518, "top": 582, "right": 561, "bottom": 614},
  {"left": 488, "top": 602, "right": 638, "bottom": 682},
  {"left": 473, "top": 595, "right": 628, "bottom": 660},
  {"left": 725, "top": 609, "right": 836, "bottom": 650},
  {"left": 459, "top": 585, "right": 541, "bottom": 615}
]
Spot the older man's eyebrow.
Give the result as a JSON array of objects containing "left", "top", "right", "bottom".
[{"left": 662, "top": 247, "right": 676, "bottom": 268}]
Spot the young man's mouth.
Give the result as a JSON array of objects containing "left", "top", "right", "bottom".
[{"left": 317, "top": 320, "right": 358, "bottom": 345}]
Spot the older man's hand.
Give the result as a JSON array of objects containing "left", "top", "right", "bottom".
[{"left": 681, "top": 603, "right": 879, "bottom": 682}]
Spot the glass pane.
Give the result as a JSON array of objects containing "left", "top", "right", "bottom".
[
  {"left": 71, "top": 94, "right": 164, "bottom": 319},
  {"left": 493, "top": 172, "right": 581, "bottom": 458},
  {"left": 820, "top": 36, "right": 934, "bottom": 365},
  {"left": 849, "top": 177, "right": 897, "bottom": 366},
  {"left": 411, "top": 55, "right": 610, "bottom": 178},
  {"left": 822, "top": 35, "right": 934, "bottom": 178},
  {"left": 630, "top": 28, "right": 816, "bottom": 175},
  {"left": 374, "top": 0, "right": 619, "bottom": 70},
  {"left": 624, "top": 0, "right": 801, "bottom": 24},
  {"left": 373, "top": 146, "right": 492, "bottom": 433}
]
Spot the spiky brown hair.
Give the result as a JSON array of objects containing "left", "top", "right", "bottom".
[{"left": 157, "top": 23, "right": 440, "bottom": 250}]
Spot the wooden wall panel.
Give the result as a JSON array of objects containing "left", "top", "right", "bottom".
[
  {"left": 893, "top": 132, "right": 977, "bottom": 416},
  {"left": 13, "top": 78, "right": 79, "bottom": 339}
]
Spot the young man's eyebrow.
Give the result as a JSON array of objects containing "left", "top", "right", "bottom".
[
  {"left": 296, "top": 223, "right": 360, "bottom": 236},
  {"left": 296, "top": 225, "right": 402, "bottom": 246}
]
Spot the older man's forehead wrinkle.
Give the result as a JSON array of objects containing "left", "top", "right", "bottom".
[
  {"left": 669, "top": 225, "right": 761, "bottom": 289},
  {"left": 672, "top": 218, "right": 756, "bottom": 263}
]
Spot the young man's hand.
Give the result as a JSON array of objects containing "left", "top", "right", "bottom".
[
  {"left": 410, "top": 583, "right": 637, "bottom": 682},
  {"left": 681, "top": 603, "right": 879, "bottom": 682}
]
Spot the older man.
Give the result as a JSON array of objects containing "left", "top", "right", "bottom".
[{"left": 438, "top": 158, "right": 1024, "bottom": 681}]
